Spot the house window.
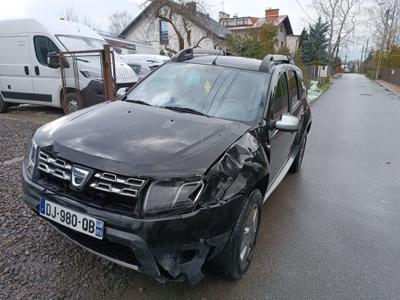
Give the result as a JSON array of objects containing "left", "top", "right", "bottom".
[
  {"left": 280, "top": 41, "right": 284, "bottom": 48},
  {"left": 159, "top": 20, "right": 169, "bottom": 44},
  {"left": 236, "top": 19, "right": 245, "bottom": 26}
]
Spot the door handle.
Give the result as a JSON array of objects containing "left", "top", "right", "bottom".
[
  {"left": 24, "top": 66, "right": 29, "bottom": 75},
  {"left": 34, "top": 66, "right": 40, "bottom": 76}
]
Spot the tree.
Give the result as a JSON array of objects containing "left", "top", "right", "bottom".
[
  {"left": 142, "top": 0, "right": 219, "bottom": 53},
  {"left": 60, "top": 6, "right": 79, "bottom": 22},
  {"left": 298, "top": 28, "right": 308, "bottom": 50},
  {"left": 225, "top": 23, "right": 277, "bottom": 59},
  {"left": 367, "top": 0, "right": 400, "bottom": 53},
  {"left": 60, "top": 6, "right": 100, "bottom": 31},
  {"left": 302, "top": 17, "right": 330, "bottom": 65},
  {"left": 312, "top": 0, "right": 360, "bottom": 64},
  {"left": 109, "top": 11, "right": 133, "bottom": 36}
]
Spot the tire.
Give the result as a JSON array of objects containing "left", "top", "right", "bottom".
[
  {"left": 290, "top": 134, "right": 307, "bottom": 173},
  {"left": 210, "top": 189, "right": 262, "bottom": 280},
  {"left": 62, "top": 92, "right": 82, "bottom": 114},
  {"left": 0, "top": 93, "right": 9, "bottom": 113}
]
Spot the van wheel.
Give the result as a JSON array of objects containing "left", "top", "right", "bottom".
[
  {"left": 62, "top": 92, "right": 82, "bottom": 114},
  {"left": 0, "top": 94, "right": 9, "bottom": 113},
  {"left": 209, "top": 189, "right": 262, "bottom": 280},
  {"left": 290, "top": 134, "right": 307, "bottom": 173}
]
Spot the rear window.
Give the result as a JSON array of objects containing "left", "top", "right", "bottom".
[{"left": 126, "top": 62, "right": 268, "bottom": 123}]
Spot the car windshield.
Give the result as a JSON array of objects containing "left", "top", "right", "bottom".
[
  {"left": 125, "top": 62, "right": 268, "bottom": 123},
  {"left": 57, "top": 35, "right": 107, "bottom": 52}
]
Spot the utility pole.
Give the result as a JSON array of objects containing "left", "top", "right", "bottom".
[{"left": 359, "top": 44, "right": 364, "bottom": 73}]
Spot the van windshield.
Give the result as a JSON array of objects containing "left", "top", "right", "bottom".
[{"left": 57, "top": 35, "right": 107, "bottom": 52}]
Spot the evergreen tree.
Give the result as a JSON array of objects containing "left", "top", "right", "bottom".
[
  {"left": 298, "top": 28, "right": 308, "bottom": 50},
  {"left": 302, "top": 17, "right": 329, "bottom": 65}
]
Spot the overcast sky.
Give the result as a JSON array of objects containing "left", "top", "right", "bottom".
[{"left": 0, "top": 0, "right": 364, "bottom": 60}]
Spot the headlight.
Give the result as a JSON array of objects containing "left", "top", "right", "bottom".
[
  {"left": 143, "top": 181, "right": 204, "bottom": 216},
  {"left": 80, "top": 70, "right": 102, "bottom": 80},
  {"left": 24, "top": 139, "right": 38, "bottom": 179}
]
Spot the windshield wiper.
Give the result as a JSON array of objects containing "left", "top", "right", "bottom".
[
  {"left": 125, "top": 99, "right": 152, "bottom": 106},
  {"left": 75, "top": 58, "right": 89, "bottom": 63},
  {"left": 162, "top": 106, "right": 207, "bottom": 116}
]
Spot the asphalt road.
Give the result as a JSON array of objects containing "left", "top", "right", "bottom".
[{"left": 120, "top": 74, "right": 400, "bottom": 299}]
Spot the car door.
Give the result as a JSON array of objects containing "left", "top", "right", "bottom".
[
  {"left": 267, "top": 70, "right": 293, "bottom": 182},
  {"left": 287, "top": 68, "right": 303, "bottom": 150},
  {"left": 0, "top": 34, "right": 34, "bottom": 103},
  {"left": 30, "top": 35, "right": 62, "bottom": 105}
]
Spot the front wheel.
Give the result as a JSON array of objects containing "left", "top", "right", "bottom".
[
  {"left": 62, "top": 92, "right": 82, "bottom": 114},
  {"left": 210, "top": 189, "right": 262, "bottom": 280}
]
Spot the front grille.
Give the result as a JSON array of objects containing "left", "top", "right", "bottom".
[
  {"left": 35, "top": 150, "right": 147, "bottom": 216},
  {"left": 90, "top": 172, "right": 146, "bottom": 198},
  {"left": 38, "top": 151, "right": 71, "bottom": 181}
]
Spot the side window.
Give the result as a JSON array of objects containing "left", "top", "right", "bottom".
[
  {"left": 270, "top": 73, "right": 289, "bottom": 121},
  {"left": 296, "top": 71, "right": 306, "bottom": 99},
  {"left": 128, "top": 64, "right": 141, "bottom": 74},
  {"left": 33, "top": 36, "right": 59, "bottom": 66},
  {"left": 159, "top": 21, "right": 169, "bottom": 44},
  {"left": 288, "top": 70, "right": 299, "bottom": 109}
]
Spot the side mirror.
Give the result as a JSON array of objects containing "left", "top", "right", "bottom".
[
  {"left": 47, "top": 52, "right": 60, "bottom": 69},
  {"left": 116, "top": 87, "right": 128, "bottom": 96},
  {"left": 275, "top": 114, "right": 300, "bottom": 132}
]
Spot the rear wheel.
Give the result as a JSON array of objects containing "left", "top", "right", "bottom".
[
  {"left": 0, "top": 93, "right": 9, "bottom": 113},
  {"left": 62, "top": 92, "right": 82, "bottom": 114},
  {"left": 210, "top": 189, "right": 262, "bottom": 280},
  {"left": 290, "top": 134, "right": 307, "bottom": 173}
]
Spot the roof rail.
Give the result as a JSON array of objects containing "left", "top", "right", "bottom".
[
  {"left": 259, "top": 54, "right": 294, "bottom": 73},
  {"left": 171, "top": 47, "right": 230, "bottom": 62}
]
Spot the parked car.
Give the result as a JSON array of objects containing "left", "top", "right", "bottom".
[
  {"left": 22, "top": 48, "right": 311, "bottom": 284},
  {"left": 0, "top": 19, "right": 138, "bottom": 114},
  {"left": 120, "top": 54, "right": 170, "bottom": 80}
]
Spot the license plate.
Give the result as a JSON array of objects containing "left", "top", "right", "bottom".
[{"left": 39, "top": 198, "right": 104, "bottom": 240}]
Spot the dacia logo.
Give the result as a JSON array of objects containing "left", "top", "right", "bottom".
[{"left": 71, "top": 166, "right": 91, "bottom": 190}]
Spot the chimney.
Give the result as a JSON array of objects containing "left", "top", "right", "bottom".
[
  {"left": 265, "top": 8, "right": 279, "bottom": 18},
  {"left": 219, "top": 11, "right": 230, "bottom": 22},
  {"left": 187, "top": 2, "right": 196, "bottom": 12}
]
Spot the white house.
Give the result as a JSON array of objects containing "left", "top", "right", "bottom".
[{"left": 119, "top": 0, "right": 230, "bottom": 54}]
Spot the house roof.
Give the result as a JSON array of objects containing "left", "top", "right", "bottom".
[
  {"left": 254, "top": 15, "right": 293, "bottom": 35},
  {"left": 120, "top": 0, "right": 230, "bottom": 39}
]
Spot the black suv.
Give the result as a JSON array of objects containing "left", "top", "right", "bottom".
[{"left": 22, "top": 48, "right": 311, "bottom": 284}]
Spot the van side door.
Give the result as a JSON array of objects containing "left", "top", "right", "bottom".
[
  {"left": 30, "top": 35, "right": 61, "bottom": 106},
  {"left": 0, "top": 34, "right": 34, "bottom": 103}
]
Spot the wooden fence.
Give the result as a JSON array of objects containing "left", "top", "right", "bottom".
[{"left": 379, "top": 69, "right": 400, "bottom": 86}]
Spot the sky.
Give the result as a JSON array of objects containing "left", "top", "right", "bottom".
[{"left": 0, "top": 0, "right": 364, "bottom": 60}]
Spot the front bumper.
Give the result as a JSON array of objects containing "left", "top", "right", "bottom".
[{"left": 22, "top": 168, "right": 244, "bottom": 284}]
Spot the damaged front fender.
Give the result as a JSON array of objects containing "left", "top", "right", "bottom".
[{"left": 201, "top": 130, "right": 270, "bottom": 208}]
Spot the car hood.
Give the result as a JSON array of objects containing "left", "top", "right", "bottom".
[{"left": 35, "top": 101, "right": 250, "bottom": 179}]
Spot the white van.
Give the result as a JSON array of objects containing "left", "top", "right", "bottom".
[{"left": 0, "top": 19, "right": 138, "bottom": 114}]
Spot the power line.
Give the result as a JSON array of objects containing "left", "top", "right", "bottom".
[{"left": 296, "top": 0, "right": 315, "bottom": 24}]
